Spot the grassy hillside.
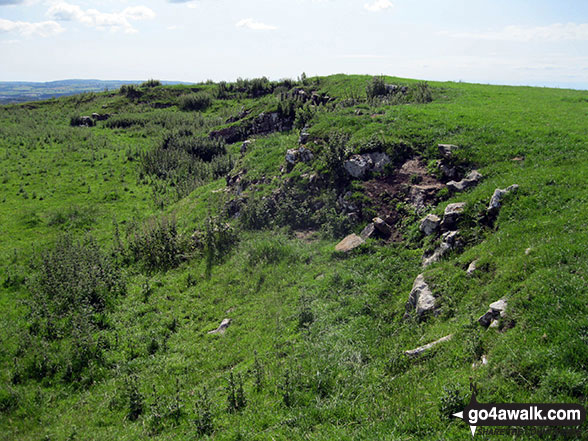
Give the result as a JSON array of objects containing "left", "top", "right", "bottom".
[{"left": 0, "top": 75, "right": 586, "bottom": 440}]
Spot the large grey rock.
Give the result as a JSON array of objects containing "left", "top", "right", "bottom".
[
  {"left": 488, "top": 185, "right": 519, "bottom": 213},
  {"left": 208, "top": 318, "right": 232, "bottom": 335},
  {"left": 447, "top": 170, "right": 483, "bottom": 192},
  {"left": 440, "top": 202, "right": 466, "bottom": 231},
  {"left": 405, "top": 334, "right": 453, "bottom": 357},
  {"left": 419, "top": 214, "right": 441, "bottom": 235},
  {"left": 344, "top": 155, "right": 372, "bottom": 179},
  {"left": 367, "top": 152, "right": 390, "bottom": 172},
  {"left": 478, "top": 298, "right": 507, "bottom": 327},
  {"left": 406, "top": 274, "right": 436, "bottom": 317},
  {"left": 335, "top": 234, "right": 364, "bottom": 252}
]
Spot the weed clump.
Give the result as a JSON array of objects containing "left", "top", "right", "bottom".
[{"left": 178, "top": 92, "right": 213, "bottom": 111}]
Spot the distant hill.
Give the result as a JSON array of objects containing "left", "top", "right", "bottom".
[{"left": 0, "top": 79, "right": 191, "bottom": 104}]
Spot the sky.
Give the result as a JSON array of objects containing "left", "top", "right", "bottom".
[{"left": 1, "top": 0, "right": 588, "bottom": 89}]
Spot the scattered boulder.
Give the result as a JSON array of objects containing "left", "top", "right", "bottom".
[
  {"left": 440, "top": 202, "right": 466, "bottom": 231},
  {"left": 406, "top": 274, "right": 436, "bottom": 318},
  {"left": 438, "top": 144, "right": 459, "bottom": 158},
  {"left": 72, "top": 116, "right": 95, "bottom": 127},
  {"left": 488, "top": 185, "right": 519, "bottom": 213},
  {"left": 472, "top": 354, "right": 488, "bottom": 369},
  {"left": 360, "top": 222, "right": 377, "bottom": 240},
  {"left": 478, "top": 298, "right": 507, "bottom": 328},
  {"left": 208, "top": 318, "right": 232, "bottom": 335},
  {"left": 419, "top": 214, "right": 441, "bottom": 236},
  {"left": 447, "top": 170, "right": 483, "bottom": 192},
  {"left": 385, "top": 84, "right": 408, "bottom": 94},
  {"left": 285, "top": 146, "right": 314, "bottom": 166},
  {"left": 466, "top": 259, "right": 479, "bottom": 276},
  {"left": 343, "top": 152, "right": 390, "bottom": 179},
  {"left": 372, "top": 217, "right": 392, "bottom": 237},
  {"left": 405, "top": 334, "right": 453, "bottom": 357},
  {"left": 344, "top": 154, "right": 372, "bottom": 179},
  {"left": 335, "top": 234, "right": 364, "bottom": 252}
]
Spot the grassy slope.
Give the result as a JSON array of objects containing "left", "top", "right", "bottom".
[{"left": 0, "top": 76, "right": 587, "bottom": 440}]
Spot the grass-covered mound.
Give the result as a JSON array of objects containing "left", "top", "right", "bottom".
[{"left": 0, "top": 75, "right": 586, "bottom": 440}]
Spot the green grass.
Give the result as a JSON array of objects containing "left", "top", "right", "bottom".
[{"left": 0, "top": 75, "right": 587, "bottom": 440}]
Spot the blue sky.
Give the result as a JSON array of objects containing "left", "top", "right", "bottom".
[{"left": 1, "top": 0, "right": 587, "bottom": 88}]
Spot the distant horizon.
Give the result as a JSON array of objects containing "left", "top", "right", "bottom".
[{"left": 0, "top": 76, "right": 586, "bottom": 91}]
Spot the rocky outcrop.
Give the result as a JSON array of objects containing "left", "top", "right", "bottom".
[
  {"left": 406, "top": 274, "right": 436, "bottom": 318},
  {"left": 372, "top": 217, "right": 392, "bottom": 237},
  {"left": 91, "top": 112, "right": 110, "bottom": 121},
  {"left": 343, "top": 152, "right": 391, "bottom": 179},
  {"left": 210, "top": 111, "right": 294, "bottom": 144},
  {"left": 385, "top": 84, "right": 408, "bottom": 94},
  {"left": 438, "top": 144, "right": 459, "bottom": 158},
  {"left": 298, "top": 127, "right": 310, "bottom": 145},
  {"left": 359, "top": 222, "right": 376, "bottom": 240},
  {"left": 488, "top": 185, "right": 519, "bottom": 214},
  {"left": 208, "top": 318, "right": 232, "bottom": 335},
  {"left": 404, "top": 334, "right": 453, "bottom": 357},
  {"left": 335, "top": 234, "right": 364, "bottom": 252},
  {"left": 447, "top": 170, "right": 483, "bottom": 192},
  {"left": 419, "top": 214, "right": 441, "bottom": 236},
  {"left": 440, "top": 202, "right": 466, "bottom": 231},
  {"left": 478, "top": 298, "right": 507, "bottom": 328},
  {"left": 285, "top": 146, "right": 314, "bottom": 166}
]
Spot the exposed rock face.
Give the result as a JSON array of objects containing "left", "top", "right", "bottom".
[
  {"left": 73, "top": 116, "right": 95, "bottom": 127},
  {"left": 91, "top": 112, "right": 110, "bottom": 121},
  {"left": 299, "top": 128, "right": 310, "bottom": 145},
  {"left": 440, "top": 202, "right": 466, "bottom": 231},
  {"left": 478, "top": 298, "right": 507, "bottom": 328},
  {"left": 406, "top": 274, "right": 436, "bottom": 318},
  {"left": 285, "top": 146, "right": 314, "bottom": 166},
  {"left": 385, "top": 84, "right": 408, "bottom": 94},
  {"left": 419, "top": 214, "right": 441, "bottom": 236},
  {"left": 405, "top": 334, "right": 453, "bottom": 357},
  {"left": 210, "top": 111, "right": 294, "bottom": 144},
  {"left": 208, "top": 318, "right": 232, "bottom": 335},
  {"left": 447, "top": 170, "right": 483, "bottom": 192},
  {"left": 335, "top": 234, "right": 364, "bottom": 252},
  {"left": 343, "top": 152, "right": 391, "bottom": 179},
  {"left": 488, "top": 185, "right": 519, "bottom": 213}
]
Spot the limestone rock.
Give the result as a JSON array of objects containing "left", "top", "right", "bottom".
[
  {"left": 240, "top": 140, "right": 251, "bottom": 154},
  {"left": 419, "top": 214, "right": 441, "bottom": 236},
  {"left": 299, "top": 128, "right": 310, "bottom": 145},
  {"left": 466, "top": 259, "right": 478, "bottom": 276},
  {"left": 208, "top": 318, "right": 232, "bottom": 335},
  {"left": 440, "top": 202, "right": 466, "bottom": 231},
  {"left": 406, "top": 274, "right": 436, "bottom": 317},
  {"left": 488, "top": 185, "right": 519, "bottom": 213},
  {"left": 344, "top": 155, "right": 372, "bottom": 179},
  {"left": 367, "top": 152, "right": 390, "bottom": 172},
  {"left": 447, "top": 170, "right": 483, "bottom": 192},
  {"left": 360, "top": 222, "right": 376, "bottom": 240},
  {"left": 335, "top": 234, "right": 364, "bottom": 252},
  {"left": 285, "top": 146, "right": 314, "bottom": 166},
  {"left": 478, "top": 298, "right": 507, "bottom": 327},
  {"left": 405, "top": 334, "right": 453, "bottom": 357},
  {"left": 422, "top": 231, "right": 461, "bottom": 267}
]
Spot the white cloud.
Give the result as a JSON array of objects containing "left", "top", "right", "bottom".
[
  {"left": 0, "top": 18, "right": 63, "bottom": 37},
  {"left": 236, "top": 18, "right": 277, "bottom": 31},
  {"left": 447, "top": 23, "right": 588, "bottom": 42},
  {"left": 364, "top": 0, "right": 393, "bottom": 12},
  {"left": 47, "top": 2, "right": 155, "bottom": 34}
]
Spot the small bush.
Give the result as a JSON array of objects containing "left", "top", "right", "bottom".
[
  {"left": 178, "top": 92, "right": 213, "bottom": 111},
  {"left": 413, "top": 81, "right": 433, "bottom": 103},
  {"left": 120, "top": 84, "right": 142, "bottom": 100},
  {"left": 127, "top": 215, "right": 193, "bottom": 271},
  {"left": 142, "top": 79, "right": 161, "bottom": 88},
  {"left": 193, "top": 388, "right": 214, "bottom": 436},
  {"left": 366, "top": 76, "right": 387, "bottom": 99},
  {"left": 104, "top": 115, "right": 146, "bottom": 129}
]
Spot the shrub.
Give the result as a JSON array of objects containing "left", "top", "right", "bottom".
[
  {"left": 120, "top": 84, "right": 142, "bottom": 100},
  {"left": 69, "top": 115, "right": 95, "bottom": 127},
  {"left": 142, "top": 79, "right": 161, "bottom": 88},
  {"left": 178, "top": 92, "right": 213, "bottom": 111},
  {"left": 366, "top": 76, "right": 387, "bottom": 99},
  {"left": 104, "top": 115, "right": 146, "bottom": 129},
  {"left": 413, "top": 81, "right": 433, "bottom": 103},
  {"left": 127, "top": 215, "right": 193, "bottom": 271}
]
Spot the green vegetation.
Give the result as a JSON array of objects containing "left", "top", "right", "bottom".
[{"left": 0, "top": 75, "right": 586, "bottom": 440}]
